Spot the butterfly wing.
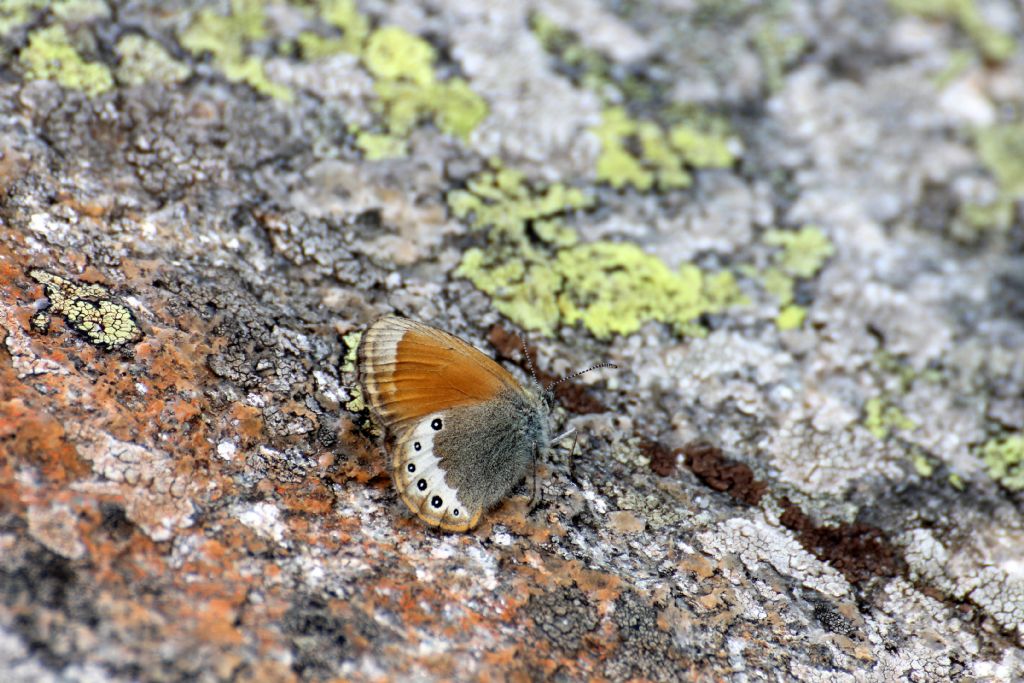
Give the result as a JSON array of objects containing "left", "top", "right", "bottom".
[
  {"left": 389, "top": 412, "right": 482, "bottom": 532},
  {"left": 357, "top": 317, "right": 538, "bottom": 531},
  {"left": 357, "top": 316, "right": 526, "bottom": 431}
]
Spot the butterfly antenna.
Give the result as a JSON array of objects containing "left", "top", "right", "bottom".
[
  {"left": 521, "top": 334, "right": 541, "bottom": 389},
  {"left": 545, "top": 362, "right": 618, "bottom": 392}
]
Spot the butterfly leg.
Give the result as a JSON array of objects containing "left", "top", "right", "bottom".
[
  {"left": 566, "top": 432, "right": 581, "bottom": 487},
  {"left": 528, "top": 443, "right": 541, "bottom": 511}
]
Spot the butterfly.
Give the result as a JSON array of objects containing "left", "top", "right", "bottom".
[{"left": 356, "top": 316, "right": 611, "bottom": 532}]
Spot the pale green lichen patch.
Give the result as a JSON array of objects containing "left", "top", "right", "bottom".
[
  {"left": 864, "top": 397, "right": 916, "bottom": 440},
  {"left": 954, "top": 122, "right": 1024, "bottom": 237},
  {"left": 340, "top": 330, "right": 361, "bottom": 374},
  {"left": 448, "top": 165, "right": 590, "bottom": 245},
  {"left": 51, "top": 0, "right": 109, "bottom": 23},
  {"left": 297, "top": 0, "right": 370, "bottom": 58},
  {"left": 0, "top": 0, "right": 48, "bottom": 38},
  {"left": 754, "top": 16, "right": 807, "bottom": 94},
  {"left": 19, "top": 24, "right": 113, "bottom": 97},
  {"left": 531, "top": 14, "right": 736, "bottom": 192},
  {"left": 116, "top": 35, "right": 191, "bottom": 86},
  {"left": 911, "top": 451, "right": 935, "bottom": 478},
  {"left": 976, "top": 123, "right": 1024, "bottom": 196},
  {"left": 764, "top": 226, "right": 835, "bottom": 278},
  {"left": 978, "top": 435, "right": 1024, "bottom": 491},
  {"left": 451, "top": 166, "right": 745, "bottom": 338},
  {"left": 180, "top": 0, "right": 293, "bottom": 101},
  {"left": 757, "top": 226, "right": 833, "bottom": 330},
  {"left": 363, "top": 26, "right": 488, "bottom": 140},
  {"left": 30, "top": 270, "right": 143, "bottom": 350},
  {"left": 352, "top": 127, "right": 408, "bottom": 160},
  {"left": 889, "top": 0, "right": 1015, "bottom": 62},
  {"left": 775, "top": 304, "right": 806, "bottom": 331},
  {"left": 592, "top": 107, "right": 735, "bottom": 192}
]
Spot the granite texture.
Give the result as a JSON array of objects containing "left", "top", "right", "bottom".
[{"left": 1, "top": 0, "right": 1023, "bottom": 681}]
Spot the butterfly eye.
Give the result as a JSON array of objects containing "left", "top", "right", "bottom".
[
  {"left": 431, "top": 418, "right": 442, "bottom": 431},
  {"left": 417, "top": 479, "right": 427, "bottom": 491},
  {"left": 431, "top": 495, "right": 443, "bottom": 508},
  {"left": 414, "top": 442, "right": 422, "bottom": 451},
  {"left": 407, "top": 463, "right": 416, "bottom": 473}
]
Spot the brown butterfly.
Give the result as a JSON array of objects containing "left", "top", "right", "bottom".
[{"left": 357, "top": 316, "right": 611, "bottom": 532}]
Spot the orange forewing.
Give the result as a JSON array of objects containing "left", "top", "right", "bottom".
[{"left": 357, "top": 317, "right": 523, "bottom": 430}]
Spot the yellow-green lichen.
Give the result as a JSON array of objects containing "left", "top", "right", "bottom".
[
  {"left": 864, "top": 397, "right": 916, "bottom": 440},
  {"left": 0, "top": 0, "right": 47, "bottom": 38},
  {"left": 754, "top": 17, "right": 807, "bottom": 94},
  {"left": 758, "top": 226, "right": 833, "bottom": 330},
  {"left": 30, "top": 270, "right": 142, "bottom": 350},
  {"left": 764, "top": 226, "right": 835, "bottom": 278},
  {"left": 19, "top": 25, "right": 113, "bottom": 97},
  {"left": 979, "top": 435, "right": 1024, "bottom": 491},
  {"left": 451, "top": 165, "right": 745, "bottom": 338},
  {"left": 889, "top": 0, "right": 1015, "bottom": 62},
  {"left": 457, "top": 242, "right": 744, "bottom": 339},
  {"left": 362, "top": 26, "right": 488, "bottom": 140},
  {"left": 297, "top": 0, "right": 370, "bottom": 58},
  {"left": 180, "top": 0, "right": 293, "bottom": 102},
  {"left": 954, "top": 122, "right": 1024, "bottom": 237},
  {"left": 342, "top": 329, "right": 367, "bottom": 413},
  {"left": 448, "top": 165, "right": 589, "bottom": 245},
  {"left": 592, "top": 107, "right": 736, "bottom": 192},
  {"left": 976, "top": 123, "right": 1024, "bottom": 196},
  {"left": 341, "top": 330, "right": 361, "bottom": 373},
  {"left": 775, "top": 304, "right": 806, "bottom": 330},
  {"left": 51, "top": 0, "right": 109, "bottom": 23},
  {"left": 363, "top": 26, "right": 435, "bottom": 86},
  {"left": 932, "top": 48, "right": 973, "bottom": 89},
  {"left": 116, "top": 35, "right": 191, "bottom": 87},
  {"left": 530, "top": 13, "right": 613, "bottom": 95},
  {"left": 912, "top": 451, "right": 935, "bottom": 477},
  {"left": 352, "top": 128, "right": 408, "bottom": 160}
]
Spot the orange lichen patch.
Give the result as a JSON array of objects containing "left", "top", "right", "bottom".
[
  {"left": 56, "top": 191, "right": 114, "bottom": 219},
  {"left": 0, "top": 393, "right": 90, "bottom": 482},
  {"left": 333, "top": 417, "right": 390, "bottom": 485},
  {"left": 237, "top": 661, "right": 299, "bottom": 683},
  {"left": 678, "top": 551, "right": 716, "bottom": 581},
  {"left": 481, "top": 494, "right": 560, "bottom": 544},
  {"left": 230, "top": 401, "right": 269, "bottom": 447},
  {"left": 536, "top": 554, "right": 623, "bottom": 605},
  {"left": 186, "top": 598, "right": 245, "bottom": 647},
  {"left": 606, "top": 510, "right": 647, "bottom": 533},
  {"left": 480, "top": 649, "right": 528, "bottom": 678},
  {"left": 277, "top": 477, "right": 336, "bottom": 516}
]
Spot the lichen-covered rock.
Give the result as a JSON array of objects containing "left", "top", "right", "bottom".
[{"left": 1, "top": 0, "right": 1023, "bottom": 681}]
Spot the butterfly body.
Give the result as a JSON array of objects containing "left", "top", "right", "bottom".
[{"left": 356, "top": 317, "right": 549, "bottom": 532}]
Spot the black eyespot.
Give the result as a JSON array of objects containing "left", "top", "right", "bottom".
[
  {"left": 431, "top": 418, "right": 442, "bottom": 431},
  {"left": 417, "top": 479, "right": 427, "bottom": 491},
  {"left": 414, "top": 442, "right": 422, "bottom": 451},
  {"left": 431, "top": 495, "right": 443, "bottom": 508},
  {"left": 407, "top": 463, "right": 416, "bottom": 473},
  {"left": 453, "top": 509, "right": 459, "bottom": 516}
]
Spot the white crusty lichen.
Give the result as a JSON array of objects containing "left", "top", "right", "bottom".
[{"left": 697, "top": 516, "right": 850, "bottom": 598}]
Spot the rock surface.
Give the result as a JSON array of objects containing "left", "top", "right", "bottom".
[{"left": 1, "top": 0, "right": 1023, "bottom": 681}]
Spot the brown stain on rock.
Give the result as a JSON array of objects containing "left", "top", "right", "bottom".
[
  {"left": 779, "top": 497, "right": 903, "bottom": 584},
  {"left": 639, "top": 437, "right": 678, "bottom": 476},
  {"left": 683, "top": 441, "right": 767, "bottom": 505}
]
